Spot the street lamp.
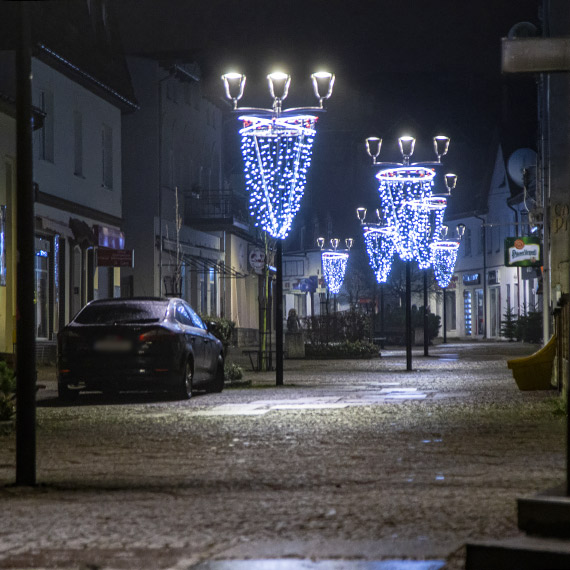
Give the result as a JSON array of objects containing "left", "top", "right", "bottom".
[
  {"left": 318, "top": 237, "right": 352, "bottom": 295},
  {"left": 222, "top": 69, "right": 335, "bottom": 385},
  {"left": 363, "top": 135, "right": 454, "bottom": 369}
]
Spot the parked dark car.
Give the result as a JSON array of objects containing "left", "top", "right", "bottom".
[{"left": 57, "top": 297, "right": 224, "bottom": 401}]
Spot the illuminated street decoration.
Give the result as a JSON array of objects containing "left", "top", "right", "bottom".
[
  {"left": 376, "top": 167, "right": 436, "bottom": 263},
  {"left": 363, "top": 226, "right": 395, "bottom": 283},
  {"left": 239, "top": 115, "right": 316, "bottom": 239},
  {"left": 321, "top": 251, "right": 349, "bottom": 294},
  {"left": 430, "top": 240, "right": 460, "bottom": 288}
]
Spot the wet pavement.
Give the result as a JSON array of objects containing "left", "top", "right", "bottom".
[{"left": 0, "top": 341, "right": 565, "bottom": 569}]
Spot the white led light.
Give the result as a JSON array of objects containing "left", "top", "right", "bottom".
[
  {"left": 430, "top": 240, "right": 460, "bottom": 288},
  {"left": 321, "top": 251, "right": 349, "bottom": 294},
  {"left": 239, "top": 114, "right": 317, "bottom": 239},
  {"left": 363, "top": 226, "right": 396, "bottom": 283}
]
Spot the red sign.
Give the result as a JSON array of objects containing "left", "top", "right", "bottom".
[{"left": 97, "top": 247, "right": 134, "bottom": 267}]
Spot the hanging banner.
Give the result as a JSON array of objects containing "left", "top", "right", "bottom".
[{"left": 504, "top": 236, "right": 542, "bottom": 267}]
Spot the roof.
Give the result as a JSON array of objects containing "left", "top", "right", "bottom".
[{"left": 0, "top": 1, "right": 138, "bottom": 112}]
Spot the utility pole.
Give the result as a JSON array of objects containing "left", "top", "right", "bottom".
[{"left": 15, "top": 1, "right": 36, "bottom": 486}]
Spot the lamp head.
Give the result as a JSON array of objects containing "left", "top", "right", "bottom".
[
  {"left": 356, "top": 207, "right": 367, "bottom": 223},
  {"left": 330, "top": 238, "right": 340, "bottom": 250},
  {"left": 375, "top": 208, "right": 382, "bottom": 222},
  {"left": 434, "top": 136, "right": 450, "bottom": 162},
  {"left": 267, "top": 71, "right": 291, "bottom": 105},
  {"left": 456, "top": 223, "right": 466, "bottom": 239},
  {"left": 317, "top": 236, "right": 325, "bottom": 250},
  {"left": 445, "top": 173, "right": 457, "bottom": 192},
  {"left": 221, "top": 72, "right": 246, "bottom": 109},
  {"left": 440, "top": 225, "right": 449, "bottom": 239},
  {"left": 345, "top": 238, "right": 353, "bottom": 250},
  {"left": 398, "top": 136, "right": 416, "bottom": 165},
  {"left": 311, "top": 71, "right": 335, "bottom": 107},
  {"left": 365, "top": 137, "right": 382, "bottom": 163}
]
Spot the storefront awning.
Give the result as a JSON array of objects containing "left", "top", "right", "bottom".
[{"left": 164, "top": 255, "right": 248, "bottom": 278}]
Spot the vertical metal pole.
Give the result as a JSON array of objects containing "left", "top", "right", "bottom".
[
  {"left": 380, "top": 283, "right": 385, "bottom": 335},
  {"left": 275, "top": 240, "right": 283, "bottom": 385},
  {"left": 405, "top": 260, "right": 412, "bottom": 371},
  {"left": 16, "top": 1, "right": 36, "bottom": 486},
  {"left": 423, "top": 270, "right": 429, "bottom": 356},
  {"left": 158, "top": 76, "right": 163, "bottom": 296},
  {"left": 443, "top": 288, "right": 447, "bottom": 344}
]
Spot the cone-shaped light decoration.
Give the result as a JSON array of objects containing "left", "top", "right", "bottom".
[
  {"left": 363, "top": 226, "right": 396, "bottom": 283},
  {"left": 375, "top": 167, "right": 436, "bottom": 262},
  {"left": 239, "top": 115, "right": 317, "bottom": 239},
  {"left": 430, "top": 239, "right": 460, "bottom": 288},
  {"left": 322, "top": 251, "right": 349, "bottom": 294}
]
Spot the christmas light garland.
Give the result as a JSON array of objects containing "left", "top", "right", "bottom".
[
  {"left": 321, "top": 251, "right": 349, "bottom": 294},
  {"left": 363, "top": 226, "right": 396, "bottom": 283},
  {"left": 430, "top": 240, "right": 460, "bottom": 288},
  {"left": 375, "top": 167, "right": 436, "bottom": 262},
  {"left": 239, "top": 115, "right": 317, "bottom": 239}
]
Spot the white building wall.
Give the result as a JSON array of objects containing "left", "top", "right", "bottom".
[{"left": 32, "top": 58, "right": 122, "bottom": 218}]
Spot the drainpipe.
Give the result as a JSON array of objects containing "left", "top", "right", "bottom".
[
  {"left": 474, "top": 214, "right": 487, "bottom": 338},
  {"left": 507, "top": 203, "right": 521, "bottom": 315}
]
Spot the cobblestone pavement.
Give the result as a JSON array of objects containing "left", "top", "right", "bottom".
[{"left": 0, "top": 342, "right": 565, "bottom": 569}]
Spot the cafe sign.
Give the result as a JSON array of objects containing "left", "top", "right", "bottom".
[{"left": 504, "top": 236, "right": 542, "bottom": 267}]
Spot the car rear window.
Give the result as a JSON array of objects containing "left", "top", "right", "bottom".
[{"left": 74, "top": 301, "right": 169, "bottom": 325}]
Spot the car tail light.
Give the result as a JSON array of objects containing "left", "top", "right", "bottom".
[{"left": 138, "top": 328, "right": 176, "bottom": 342}]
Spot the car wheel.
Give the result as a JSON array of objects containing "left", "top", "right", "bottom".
[
  {"left": 58, "top": 381, "right": 79, "bottom": 403},
  {"left": 178, "top": 359, "right": 193, "bottom": 400},
  {"left": 207, "top": 356, "right": 224, "bottom": 393}
]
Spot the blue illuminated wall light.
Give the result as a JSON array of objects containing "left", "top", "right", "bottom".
[{"left": 239, "top": 115, "right": 317, "bottom": 239}]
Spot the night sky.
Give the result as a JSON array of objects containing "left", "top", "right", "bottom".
[{"left": 115, "top": 0, "right": 540, "bottom": 243}]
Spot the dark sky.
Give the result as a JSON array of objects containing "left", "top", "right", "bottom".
[{"left": 115, "top": 0, "right": 541, "bottom": 241}]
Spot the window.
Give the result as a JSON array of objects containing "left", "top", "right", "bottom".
[
  {"left": 73, "top": 110, "right": 83, "bottom": 176},
  {"left": 101, "top": 124, "right": 113, "bottom": 188},
  {"left": 463, "top": 227, "right": 472, "bottom": 256},
  {"left": 39, "top": 90, "right": 54, "bottom": 162},
  {"left": 284, "top": 260, "right": 304, "bottom": 276},
  {"left": 184, "top": 301, "right": 206, "bottom": 329},
  {"left": 486, "top": 226, "right": 492, "bottom": 254},
  {"left": 494, "top": 225, "right": 501, "bottom": 252},
  {"left": 478, "top": 226, "right": 484, "bottom": 255}
]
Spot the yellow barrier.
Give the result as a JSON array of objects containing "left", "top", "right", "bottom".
[{"left": 507, "top": 335, "right": 556, "bottom": 391}]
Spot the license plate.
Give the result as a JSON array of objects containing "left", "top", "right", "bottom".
[{"left": 94, "top": 337, "right": 133, "bottom": 352}]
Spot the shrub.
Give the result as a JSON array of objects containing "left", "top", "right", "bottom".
[
  {"left": 516, "top": 310, "right": 542, "bottom": 343},
  {"left": 0, "top": 393, "right": 15, "bottom": 422},
  {"left": 303, "top": 310, "right": 372, "bottom": 346},
  {"left": 224, "top": 362, "right": 243, "bottom": 382},
  {"left": 500, "top": 305, "right": 518, "bottom": 341},
  {"left": 305, "top": 340, "right": 379, "bottom": 359},
  {"left": 0, "top": 361, "right": 15, "bottom": 395},
  {"left": 201, "top": 315, "right": 236, "bottom": 353}
]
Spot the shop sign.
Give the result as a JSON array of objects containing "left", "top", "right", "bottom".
[
  {"left": 97, "top": 247, "right": 134, "bottom": 267},
  {"left": 248, "top": 247, "right": 265, "bottom": 274},
  {"left": 505, "top": 236, "right": 542, "bottom": 267},
  {"left": 462, "top": 273, "right": 480, "bottom": 285}
]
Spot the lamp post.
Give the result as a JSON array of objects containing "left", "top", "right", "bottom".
[
  {"left": 363, "top": 135, "right": 454, "bottom": 370},
  {"left": 222, "top": 70, "right": 334, "bottom": 385}
]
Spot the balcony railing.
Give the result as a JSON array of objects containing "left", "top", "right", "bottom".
[{"left": 184, "top": 189, "right": 249, "bottom": 227}]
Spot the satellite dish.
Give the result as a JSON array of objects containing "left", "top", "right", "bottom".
[
  {"left": 508, "top": 22, "right": 538, "bottom": 39},
  {"left": 508, "top": 148, "right": 537, "bottom": 187}
]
